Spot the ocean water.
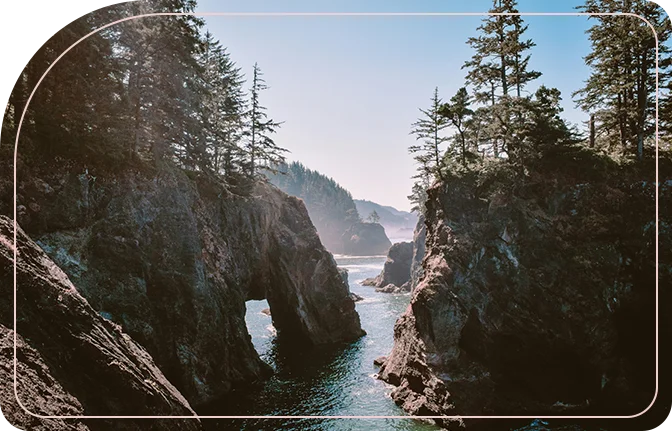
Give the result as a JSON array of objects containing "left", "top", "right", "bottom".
[{"left": 201, "top": 254, "right": 439, "bottom": 430}]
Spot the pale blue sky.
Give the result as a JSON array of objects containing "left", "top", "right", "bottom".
[{"left": 195, "top": 0, "right": 596, "bottom": 210}]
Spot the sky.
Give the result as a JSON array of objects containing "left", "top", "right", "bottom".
[{"left": 194, "top": 0, "right": 598, "bottom": 211}]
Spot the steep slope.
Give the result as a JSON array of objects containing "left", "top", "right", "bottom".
[
  {"left": 6, "top": 167, "right": 364, "bottom": 408},
  {"left": 267, "top": 162, "right": 394, "bottom": 255},
  {"left": 379, "top": 149, "right": 669, "bottom": 427},
  {"left": 0, "top": 216, "right": 200, "bottom": 430},
  {"left": 267, "top": 162, "right": 361, "bottom": 253}
]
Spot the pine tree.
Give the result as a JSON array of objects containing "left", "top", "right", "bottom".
[
  {"left": 244, "top": 63, "right": 287, "bottom": 178},
  {"left": 197, "top": 31, "right": 247, "bottom": 178},
  {"left": 440, "top": 87, "right": 474, "bottom": 167},
  {"left": 368, "top": 210, "right": 381, "bottom": 224},
  {"left": 5, "top": 6, "right": 128, "bottom": 165},
  {"left": 409, "top": 87, "right": 450, "bottom": 183},
  {"left": 113, "top": 0, "right": 204, "bottom": 164},
  {"left": 574, "top": 0, "right": 671, "bottom": 159},
  {"left": 463, "top": 0, "right": 540, "bottom": 102},
  {"left": 463, "top": 0, "right": 541, "bottom": 159},
  {"left": 521, "top": 86, "right": 577, "bottom": 156}
]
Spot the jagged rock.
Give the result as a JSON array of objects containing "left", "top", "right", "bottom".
[
  {"left": 373, "top": 356, "right": 387, "bottom": 366},
  {"left": 0, "top": 325, "right": 89, "bottom": 431},
  {"left": 375, "top": 284, "right": 401, "bottom": 294},
  {"left": 361, "top": 241, "right": 413, "bottom": 289},
  {"left": 339, "top": 268, "right": 363, "bottom": 302},
  {"left": 8, "top": 168, "right": 364, "bottom": 407},
  {"left": 0, "top": 216, "right": 201, "bottom": 430},
  {"left": 338, "top": 267, "right": 349, "bottom": 284},
  {"left": 409, "top": 215, "right": 426, "bottom": 290},
  {"left": 341, "top": 222, "right": 392, "bottom": 256},
  {"left": 260, "top": 308, "right": 271, "bottom": 316},
  {"left": 380, "top": 154, "right": 670, "bottom": 423}
]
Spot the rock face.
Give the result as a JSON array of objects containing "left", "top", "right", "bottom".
[
  {"left": 380, "top": 153, "right": 669, "bottom": 425},
  {"left": 409, "top": 214, "right": 426, "bottom": 290},
  {"left": 8, "top": 168, "right": 364, "bottom": 407},
  {"left": 0, "top": 216, "right": 200, "bottom": 430},
  {"left": 1, "top": 325, "right": 89, "bottom": 431},
  {"left": 362, "top": 241, "right": 413, "bottom": 290},
  {"left": 341, "top": 222, "right": 392, "bottom": 256}
]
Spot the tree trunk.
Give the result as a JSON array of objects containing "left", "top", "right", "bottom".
[
  {"left": 434, "top": 124, "right": 442, "bottom": 181},
  {"left": 618, "top": 92, "right": 626, "bottom": 152},
  {"left": 589, "top": 114, "right": 596, "bottom": 148},
  {"left": 636, "top": 51, "right": 648, "bottom": 160}
]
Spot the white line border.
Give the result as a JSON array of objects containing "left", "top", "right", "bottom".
[{"left": 11, "top": 11, "right": 660, "bottom": 422}]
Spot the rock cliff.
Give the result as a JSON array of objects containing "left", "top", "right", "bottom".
[
  {"left": 409, "top": 215, "right": 426, "bottom": 290},
  {"left": 0, "top": 216, "right": 200, "bottom": 430},
  {"left": 379, "top": 150, "right": 669, "bottom": 427},
  {"left": 6, "top": 167, "right": 364, "bottom": 408},
  {"left": 362, "top": 241, "right": 413, "bottom": 292},
  {"left": 341, "top": 222, "right": 392, "bottom": 256}
]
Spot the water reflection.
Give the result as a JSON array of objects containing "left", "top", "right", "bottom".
[{"left": 200, "top": 256, "right": 439, "bottom": 431}]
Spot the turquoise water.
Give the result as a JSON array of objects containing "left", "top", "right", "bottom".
[{"left": 201, "top": 255, "right": 439, "bottom": 430}]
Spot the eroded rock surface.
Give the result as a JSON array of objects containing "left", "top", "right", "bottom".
[
  {"left": 9, "top": 168, "right": 363, "bottom": 407},
  {"left": 409, "top": 215, "right": 426, "bottom": 291},
  {"left": 380, "top": 154, "right": 669, "bottom": 425},
  {"left": 0, "top": 216, "right": 200, "bottom": 430}
]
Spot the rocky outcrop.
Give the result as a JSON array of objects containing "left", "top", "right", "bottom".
[
  {"left": 1, "top": 325, "right": 89, "bottom": 431},
  {"left": 8, "top": 168, "right": 364, "bottom": 408},
  {"left": 341, "top": 222, "right": 392, "bottom": 256},
  {"left": 0, "top": 216, "right": 200, "bottom": 430},
  {"left": 362, "top": 241, "right": 413, "bottom": 290},
  {"left": 380, "top": 151, "right": 669, "bottom": 425},
  {"left": 409, "top": 214, "right": 426, "bottom": 290}
]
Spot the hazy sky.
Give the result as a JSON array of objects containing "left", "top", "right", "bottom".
[{"left": 195, "top": 0, "right": 596, "bottom": 211}]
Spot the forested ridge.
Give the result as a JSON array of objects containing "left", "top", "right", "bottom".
[{"left": 266, "top": 161, "right": 362, "bottom": 251}]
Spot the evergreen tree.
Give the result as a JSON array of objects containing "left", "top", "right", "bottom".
[
  {"left": 574, "top": 0, "right": 671, "bottom": 159},
  {"left": 520, "top": 86, "right": 577, "bottom": 157},
  {"left": 408, "top": 175, "right": 430, "bottom": 214},
  {"left": 197, "top": 31, "right": 247, "bottom": 179},
  {"left": 244, "top": 63, "right": 287, "bottom": 178},
  {"left": 463, "top": 0, "right": 541, "bottom": 159},
  {"left": 439, "top": 87, "right": 474, "bottom": 167},
  {"left": 4, "top": 5, "right": 128, "bottom": 164},
  {"left": 409, "top": 87, "right": 450, "bottom": 182},
  {"left": 463, "top": 0, "right": 540, "bottom": 101},
  {"left": 368, "top": 210, "right": 381, "bottom": 224}
]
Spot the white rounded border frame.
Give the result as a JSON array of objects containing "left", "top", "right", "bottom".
[{"left": 13, "top": 12, "right": 660, "bottom": 426}]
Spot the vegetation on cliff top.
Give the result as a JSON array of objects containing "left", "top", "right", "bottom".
[
  {"left": 408, "top": 0, "right": 671, "bottom": 214},
  {"left": 2, "top": 0, "right": 286, "bottom": 194}
]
